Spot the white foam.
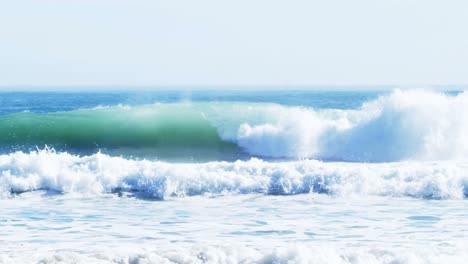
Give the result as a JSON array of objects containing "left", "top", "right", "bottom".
[
  {"left": 2, "top": 243, "right": 468, "bottom": 264},
  {"left": 214, "top": 90, "right": 468, "bottom": 161},
  {"left": 1, "top": 150, "right": 467, "bottom": 199}
]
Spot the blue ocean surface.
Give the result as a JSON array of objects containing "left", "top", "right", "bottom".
[
  {"left": 0, "top": 90, "right": 382, "bottom": 114},
  {"left": 1, "top": 89, "right": 468, "bottom": 263}
]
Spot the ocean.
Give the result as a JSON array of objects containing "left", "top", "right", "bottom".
[{"left": 1, "top": 89, "right": 467, "bottom": 263}]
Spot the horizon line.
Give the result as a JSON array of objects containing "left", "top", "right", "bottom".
[{"left": 0, "top": 84, "right": 467, "bottom": 90}]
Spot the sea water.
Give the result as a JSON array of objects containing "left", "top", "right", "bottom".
[{"left": 0, "top": 89, "right": 467, "bottom": 263}]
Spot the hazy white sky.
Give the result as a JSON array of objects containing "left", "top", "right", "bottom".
[{"left": 0, "top": 0, "right": 467, "bottom": 87}]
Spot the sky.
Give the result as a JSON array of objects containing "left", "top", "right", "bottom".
[{"left": 0, "top": 0, "right": 467, "bottom": 87}]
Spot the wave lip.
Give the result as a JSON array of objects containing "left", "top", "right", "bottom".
[{"left": 1, "top": 150, "right": 467, "bottom": 200}]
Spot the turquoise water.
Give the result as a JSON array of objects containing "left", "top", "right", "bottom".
[{"left": 1, "top": 89, "right": 468, "bottom": 263}]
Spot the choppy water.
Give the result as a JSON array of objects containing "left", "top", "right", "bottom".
[{"left": 1, "top": 89, "right": 467, "bottom": 263}]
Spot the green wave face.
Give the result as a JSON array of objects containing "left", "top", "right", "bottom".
[{"left": 0, "top": 104, "right": 245, "bottom": 161}]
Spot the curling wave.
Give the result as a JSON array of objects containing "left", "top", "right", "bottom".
[
  {"left": 0, "top": 90, "right": 467, "bottom": 162},
  {"left": 1, "top": 150, "right": 468, "bottom": 199}
]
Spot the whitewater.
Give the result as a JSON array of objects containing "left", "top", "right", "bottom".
[{"left": 1, "top": 89, "right": 468, "bottom": 263}]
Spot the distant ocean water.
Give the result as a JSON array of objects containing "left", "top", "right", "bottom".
[{"left": 1, "top": 89, "right": 468, "bottom": 263}]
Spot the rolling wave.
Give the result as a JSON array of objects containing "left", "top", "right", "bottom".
[
  {"left": 1, "top": 150, "right": 467, "bottom": 199},
  {"left": 0, "top": 89, "right": 467, "bottom": 162}
]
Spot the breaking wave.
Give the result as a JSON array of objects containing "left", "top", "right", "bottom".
[
  {"left": 1, "top": 150, "right": 467, "bottom": 199},
  {"left": 0, "top": 90, "right": 466, "bottom": 162},
  {"left": 0, "top": 90, "right": 468, "bottom": 162}
]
